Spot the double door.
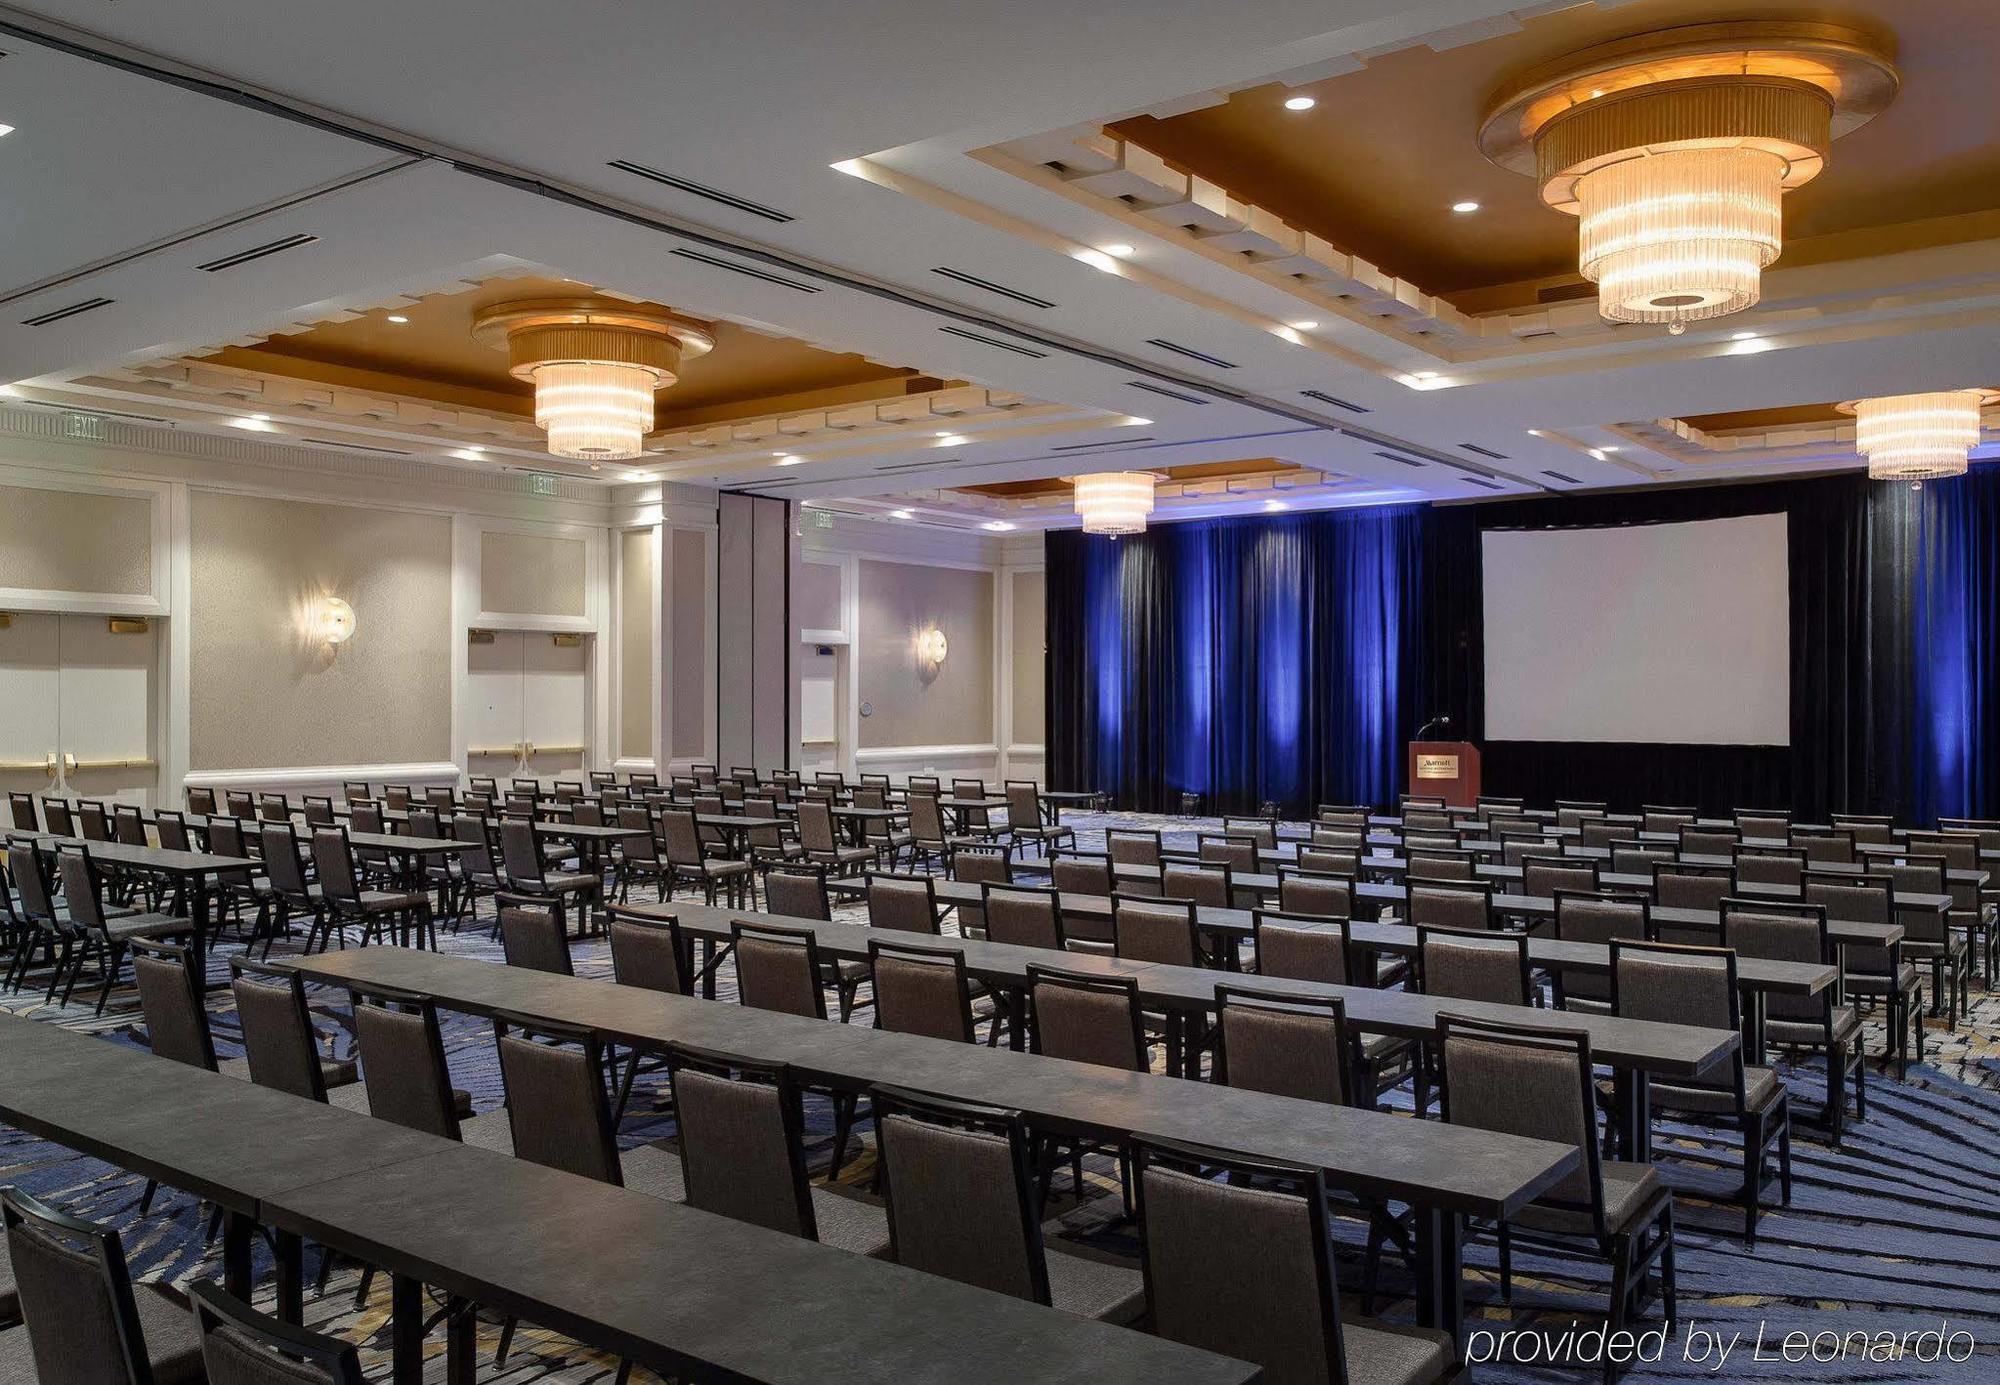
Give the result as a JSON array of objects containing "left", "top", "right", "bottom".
[
  {"left": 467, "top": 631, "right": 590, "bottom": 786},
  {"left": 0, "top": 612, "right": 159, "bottom": 808}
]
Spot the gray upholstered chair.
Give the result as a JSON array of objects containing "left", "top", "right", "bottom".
[
  {"left": 1026, "top": 964, "right": 1147, "bottom": 1204},
  {"left": 256, "top": 819, "right": 324, "bottom": 958},
  {"left": 1405, "top": 880, "right": 1495, "bottom": 933},
  {"left": 55, "top": 845, "right": 190, "bottom": 1013},
  {"left": 868, "top": 939, "right": 976, "bottom": 1043},
  {"left": 1792, "top": 829, "right": 1856, "bottom": 866},
  {"left": 661, "top": 1044, "right": 889, "bottom": 1254},
  {"left": 1579, "top": 820, "right": 1639, "bottom": 850},
  {"left": 866, "top": 872, "right": 942, "bottom": 935},
  {"left": 227, "top": 958, "right": 360, "bottom": 1105},
  {"left": 656, "top": 808, "right": 750, "bottom": 907},
  {"left": 1871, "top": 855, "right": 1968, "bottom": 1031},
  {"left": 1609, "top": 844, "right": 1676, "bottom": 875},
  {"left": 1500, "top": 836, "right": 1565, "bottom": 869},
  {"left": 1196, "top": 834, "right": 1259, "bottom": 874},
  {"left": 1134, "top": 1136, "right": 1454, "bottom": 1385},
  {"left": 981, "top": 882, "right": 1065, "bottom": 953},
  {"left": 1431, "top": 1014, "right": 1676, "bottom": 1366},
  {"left": 1806, "top": 871, "right": 1921, "bottom": 1074},
  {"left": 1414, "top": 925, "right": 1532, "bottom": 1007},
  {"left": 1651, "top": 861, "right": 1733, "bottom": 937},
  {"left": 311, "top": 826, "right": 435, "bottom": 950},
  {"left": 949, "top": 845, "right": 1011, "bottom": 938},
  {"left": 1280, "top": 869, "right": 1355, "bottom": 922},
  {"left": 1550, "top": 890, "right": 1651, "bottom": 1012},
  {"left": 607, "top": 908, "right": 691, "bottom": 996},
  {"left": 1161, "top": 861, "right": 1231, "bottom": 910},
  {"left": 1733, "top": 847, "right": 1807, "bottom": 891},
  {"left": 1733, "top": 809, "right": 1791, "bottom": 842},
  {"left": 611, "top": 805, "right": 671, "bottom": 903},
  {"left": 1830, "top": 813, "right": 1895, "bottom": 845},
  {"left": 350, "top": 987, "right": 479, "bottom": 1142},
  {"left": 1405, "top": 848, "right": 1478, "bottom": 884},
  {"left": 1296, "top": 845, "right": 1362, "bottom": 876},
  {"left": 1003, "top": 781, "right": 1074, "bottom": 859},
  {"left": 732, "top": 920, "right": 829, "bottom": 1020},
  {"left": 872, "top": 1086, "right": 1143, "bottom": 1322},
  {"left": 797, "top": 799, "right": 876, "bottom": 876},
  {"left": 1904, "top": 831, "right": 1991, "bottom": 997},
  {"left": 189, "top": 1280, "right": 363, "bottom": 1385},
  {"left": 1678, "top": 824, "right": 1741, "bottom": 858},
  {"left": 1611, "top": 940, "right": 1790, "bottom": 1243},
  {"left": 1111, "top": 893, "right": 1204, "bottom": 968},
  {"left": 0, "top": 1187, "right": 205, "bottom": 1385},
  {"left": 1554, "top": 800, "right": 1608, "bottom": 829},
  {"left": 1640, "top": 806, "right": 1697, "bottom": 834},
  {"left": 1104, "top": 828, "right": 1161, "bottom": 868},
  {"left": 1721, "top": 899, "right": 1864, "bottom": 1140},
  {"left": 495, "top": 893, "right": 575, "bottom": 976},
  {"left": 1049, "top": 852, "right": 1117, "bottom": 953},
  {"left": 133, "top": 938, "right": 217, "bottom": 1072},
  {"left": 1522, "top": 854, "right": 1600, "bottom": 899},
  {"left": 759, "top": 867, "right": 870, "bottom": 1019}
]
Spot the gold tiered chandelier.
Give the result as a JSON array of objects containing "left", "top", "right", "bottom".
[
  {"left": 1072, "top": 471, "right": 1156, "bottom": 537},
  {"left": 1841, "top": 391, "right": 1998, "bottom": 483},
  {"left": 1480, "top": 24, "right": 1898, "bottom": 332},
  {"left": 473, "top": 298, "right": 714, "bottom": 462}
]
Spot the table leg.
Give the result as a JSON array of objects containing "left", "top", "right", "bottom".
[
  {"left": 445, "top": 1296, "right": 477, "bottom": 1385},
  {"left": 392, "top": 1274, "right": 425, "bottom": 1385},
  {"left": 222, "top": 1210, "right": 254, "bottom": 1299},
  {"left": 191, "top": 875, "right": 218, "bottom": 992},
  {"left": 1414, "top": 1206, "right": 1467, "bottom": 1357},
  {"left": 1621, "top": 1070, "right": 1654, "bottom": 1163},
  {"left": 1745, "top": 993, "right": 1768, "bottom": 1066},
  {"left": 274, "top": 1229, "right": 304, "bottom": 1325},
  {"left": 1007, "top": 985, "right": 1027, "bottom": 1051}
]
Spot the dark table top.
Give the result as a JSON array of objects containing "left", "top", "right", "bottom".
[
  {"left": 286, "top": 946, "right": 1579, "bottom": 1219},
  {"left": 267, "top": 1147, "right": 1257, "bottom": 1385},
  {"left": 19, "top": 832, "right": 252, "bottom": 876}
]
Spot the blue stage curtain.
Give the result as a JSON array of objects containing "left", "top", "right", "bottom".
[
  {"left": 1045, "top": 505, "right": 1428, "bottom": 814},
  {"left": 1899, "top": 467, "right": 2000, "bottom": 823}
]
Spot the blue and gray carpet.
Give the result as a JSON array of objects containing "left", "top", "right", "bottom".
[{"left": 2, "top": 810, "right": 1996, "bottom": 1381}]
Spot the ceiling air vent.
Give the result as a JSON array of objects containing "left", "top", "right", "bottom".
[
  {"left": 302, "top": 438, "right": 414, "bottom": 457},
  {"left": 667, "top": 247, "right": 820, "bottom": 293},
  {"left": 931, "top": 267, "right": 1055, "bottom": 309},
  {"left": 1373, "top": 450, "right": 1428, "bottom": 469},
  {"left": 1125, "top": 381, "right": 1208, "bottom": 406},
  {"left": 196, "top": 233, "right": 319, "bottom": 273},
  {"left": 1459, "top": 442, "right": 1509, "bottom": 460},
  {"left": 937, "top": 325, "right": 1048, "bottom": 359},
  {"left": 21, "top": 296, "right": 113, "bottom": 327},
  {"left": 1460, "top": 475, "right": 1505, "bottom": 490},
  {"left": 1145, "top": 338, "right": 1237, "bottom": 369},
  {"left": 1542, "top": 469, "right": 1581, "bottom": 484},
  {"left": 1052, "top": 436, "right": 1156, "bottom": 450},
  {"left": 1300, "top": 390, "right": 1369, "bottom": 413},
  {"left": 607, "top": 161, "right": 794, "bottom": 223},
  {"left": 10, "top": 399, "right": 169, "bottom": 427}
]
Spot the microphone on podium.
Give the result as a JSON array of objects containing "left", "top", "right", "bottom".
[{"left": 1415, "top": 715, "right": 1452, "bottom": 740}]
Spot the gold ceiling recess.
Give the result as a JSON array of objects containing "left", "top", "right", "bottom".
[
  {"left": 1480, "top": 22, "right": 1899, "bottom": 332},
  {"left": 1837, "top": 389, "right": 1998, "bottom": 485},
  {"left": 472, "top": 299, "right": 714, "bottom": 463}
]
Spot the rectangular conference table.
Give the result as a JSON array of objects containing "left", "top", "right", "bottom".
[
  {"left": 19, "top": 833, "right": 255, "bottom": 986},
  {"left": 286, "top": 944, "right": 1582, "bottom": 1351},
  {"left": 0, "top": 1015, "right": 1258, "bottom": 1385}
]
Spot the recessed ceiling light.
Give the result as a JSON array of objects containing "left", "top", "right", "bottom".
[
  {"left": 632, "top": 471, "right": 651, "bottom": 480},
  {"left": 1598, "top": 444, "right": 1622, "bottom": 452},
  {"left": 1264, "top": 499, "right": 1289, "bottom": 512},
  {"left": 1283, "top": 96, "right": 1316, "bottom": 112},
  {"left": 1101, "top": 244, "right": 1134, "bottom": 258},
  {"left": 1588, "top": 448, "right": 1608, "bottom": 461},
  {"left": 1290, "top": 320, "right": 1319, "bottom": 331},
  {"left": 0, "top": 125, "right": 16, "bottom": 139},
  {"left": 1413, "top": 371, "right": 1438, "bottom": 380},
  {"left": 1125, "top": 416, "right": 1151, "bottom": 426},
  {"left": 228, "top": 415, "right": 275, "bottom": 431},
  {"left": 1731, "top": 331, "right": 1758, "bottom": 341},
  {"left": 464, "top": 444, "right": 484, "bottom": 453},
  {"left": 934, "top": 433, "right": 967, "bottom": 447},
  {"left": 1451, "top": 201, "right": 1481, "bottom": 214},
  {"left": 1526, "top": 428, "right": 1545, "bottom": 437},
  {"left": 890, "top": 509, "right": 914, "bottom": 520},
  {"left": 774, "top": 455, "right": 805, "bottom": 467},
  {"left": 449, "top": 448, "right": 485, "bottom": 461},
  {"left": 385, "top": 314, "right": 409, "bottom": 324},
  {"left": 982, "top": 520, "right": 1016, "bottom": 531}
]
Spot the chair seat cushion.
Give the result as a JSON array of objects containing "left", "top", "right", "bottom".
[
  {"left": 1845, "top": 963, "right": 1919, "bottom": 993},
  {"left": 1513, "top": 1161, "right": 1662, "bottom": 1237},
  {"left": 104, "top": 913, "right": 191, "bottom": 942},
  {"left": 540, "top": 872, "right": 597, "bottom": 893},
  {"left": 815, "top": 846, "right": 875, "bottom": 866},
  {"left": 808, "top": 1186, "right": 891, "bottom": 1257},
  {"left": 356, "top": 889, "right": 427, "bottom": 912},
  {"left": 620, "top": 1144, "right": 687, "bottom": 1201},
  {"left": 1043, "top": 1246, "right": 1146, "bottom": 1323},
  {"left": 135, "top": 1282, "right": 205, "bottom": 1385},
  {"left": 1767, "top": 1005, "right": 1859, "bottom": 1047},
  {"left": 1651, "top": 1065, "right": 1783, "bottom": 1116},
  {"left": 459, "top": 1108, "right": 514, "bottom": 1153},
  {"left": 1901, "top": 938, "right": 1965, "bottom": 962},
  {"left": 1341, "top": 1318, "right": 1456, "bottom": 1385},
  {"left": 0, "top": 1235, "right": 14, "bottom": 1327}
]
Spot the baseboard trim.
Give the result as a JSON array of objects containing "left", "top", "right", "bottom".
[
  {"left": 182, "top": 761, "right": 462, "bottom": 790},
  {"left": 854, "top": 743, "right": 1000, "bottom": 763}
]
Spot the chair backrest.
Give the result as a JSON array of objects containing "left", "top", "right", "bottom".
[
  {"left": 384, "top": 785, "right": 415, "bottom": 811},
  {"left": 1679, "top": 824, "right": 1741, "bottom": 857},
  {"left": 1522, "top": 854, "right": 1599, "bottom": 898},
  {"left": 6, "top": 837, "right": 55, "bottom": 921},
  {"left": 257, "top": 792, "right": 290, "bottom": 824},
  {"left": 1161, "top": 861, "right": 1231, "bottom": 909},
  {"left": 259, "top": 820, "right": 310, "bottom": 897},
  {"left": 451, "top": 813, "right": 498, "bottom": 879},
  {"left": 1049, "top": 852, "right": 1113, "bottom": 897},
  {"left": 1906, "top": 829, "right": 1979, "bottom": 874},
  {"left": 1500, "top": 836, "right": 1564, "bottom": 869},
  {"left": 872, "top": 1087, "right": 1049, "bottom": 1304},
  {"left": 1801, "top": 871, "right": 1893, "bottom": 926},
  {"left": 1435, "top": 1014, "right": 1605, "bottom": 1236},
  {"left": 112, "top": 804, "right": 147, "bottom": 847},
  {"left": 1793, "top": 828, "right": 1855, "bottom": 865},
  {"left": 904, "top": 792, "right": 946, "bottom": 847},
  {"left": 1112, "top": 893, "right": 1201, "bottom": 967},
  {"left": 3, "top": 1186, "right": 159, "bottom": 1385},
  {"left": 1609, "top": 843, "right": 1676, "bottom": 874},
  {"left": 1733, "top": 847, "right": 1806, "bottom": 890},
  {"left": 133, "top": 939, "right": 217, "bottom": 1070},
  {"left": 189, "top": 1280, "right": 366, "bottom": 1385},
  {"left": 1405, "top": 848, "right": 1477, "bottom": 883},
  {"left": 494, "top": 1014, "right": 621, "bottom": 1184},
  {"left": 1554, "top": 800, "right": 1607, "bottom": 828},
  {"left": 1296, "top": 845, "right": 1361, "bottom": 876},
  {"left": 43, "top": 799, "right": 74, "bottom": 837},
  {"left": 496, "top": 894, "right": 575, "bottom": 975},
  {"left": 6, "top": 792, "right": 37, "bottom": 831},
  {"left": 77, "top": 800, "right": 110, "bottom": 841},
  {"left": 1720, "top": 899, "right": 1831, "bottom": 1023},
  {"left": 763, "top": 864, "right": 831, "bottom": 921},
  {"left": 55, "top": 845, "right": 110, "bottom": 936},
  {"left": 405, "top": 806, "right": 442, "bottom": 841},
  {"left": 1003, "top": 781, "right": 1042, "bottom": 830},
  {"left": 606, "top": 908, "right": 690, "bottom": 995},
  {"left": 1640, "top": 805, "right": 1696, "bottom": 834},
  {"left": 1105, "top": 828, "right": 1161, "bottom": 867},
  {"left": 1197, "top": 835, "right": 1258, "bottom": 872},
  {"left": 1937, "top": 818, "right": 2000, "bottom": 850},
  {"left": 1552, "top": 888, "right": 1650, "bottom": 947},
  {"left": 866, "top": 872, "right": 941, "bottom": 934},
  {"left": 1252, "top": 910, "right": 1354, "bottom": 985},
  {"left": 310, "top": 826, "right": 362, "bottom": 904},
  {"left": 1610, "top": 940, "right": 1741, "bottom": 1039},
  {"left": 1578, "top": 819, "right": 1637, "bottom": 849},
  {"left": 1403, "top": 809, "right": 1455, "bottom": 833},
  {"left": 1733, "top": 809, "right": 1791, "bottom": 841},
  {"left": 185, "top": 785, "right": 218, "bottom": 816},
  {"left": 1653, "top": 860, "right": 1732, "bottom": 912},
  {"left": 664, "top": 1044, "right": 816, "bottom": 1239},
  {"left": 301, "top": 794, "right": 337, "bottom": 828},
  {"left": 352, "top": 988, "right": 461, "bottom": 1139},
  {"left": 732, "top": 920, "right": 827, "bottom": 1019},
  {"left": 869, "top": 940, "right": 975, "bottom": 1043},
  {"left": 1405, "top": 880, "right": 1494, "bottom": 932},
  {"left": 1133, "top": 1138, "right": 1345, "bottom": 1385},
  {"left": 223, "top": 789, "right": 257, "bottom": 820},
  {"left": 1028, "top": 964, "right": 1146, "bottom": 1071},
  {"left": 499, "top": 817, "right": 548, "bottom": 885},
  {"left": 981, "top": 883, "right": 1064, "bottom": 952},
  {"left": 1830, "top": 812, "right": 1895, "bottom": 845},
  {"left": 1416, "top": 925, "right": 1531, "bottom": 1006},
  {"left": 1215, "top": 985, "right": 1352, "bottom": 1106},
  {"left": 230, "top": 959, "right": 329, "bottom": 1103}
]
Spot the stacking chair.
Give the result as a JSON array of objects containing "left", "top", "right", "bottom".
[
  {"left": 1651, "top": 861, "right": 1733, "bottom": 941},
  {"left": 1733, "top": 809, "right": 1791, "bottom": 842},
  {"left": 1027, "top": 965, "right": 1147, "bottom": 1206},
  {"left": 868, "top": 939, "right": 977, "bottom": 1043},
  {"left": 871, "top": 1086, "right": 1145, "bottom": 1322},
  {"left": 258, "top": 792, "right": 291, "bottom": 824},
  {"left": 311, "top": 826, "right": 436, "bottom": 950},
  {"left": 1678, "top": 824, "right": 1740, "bottom": 859},
  {"left": 1003, "top": 781, "right": 1073, "bottom": 858},
  {"left": 850, "top": 786, "right": 914, "bottom": 865},
  {"left": 1640, "top": 805, "right": 1697, "bottom": 834},
  {"left": 349, "top": 986, "right": 487, "bottom": 1144},
  {"left": 1405, "top": 847, "right": 1480, "bottom": 884},
  {"left": 1275, "top": 866, "right": 1353, "bottom": 920},
  {"left": 1906, "top": 830, "right": 1994, "bottom": 989},
  {"left": 740, "top": 796, "right": 804, "bottom": 867},
  {"left": 1161, "top": 861, "right": 1231, "bottom": 910},
  {"left": 223, "top": 789, "right": 257, "bottom": 821},
  {"left": 6, "top": 837, "right": 65, "bottom": 1001},
  {"left": 1500, "top": 836, "right": 1565, "bottom": 869},
  {"left": 1111, "top": 893, "right": 1204, "bottom": 968},
  {"left": 1554, "top": 799, "right": 1609, "bottom": 828},
  {"left": 0, "top": 1187, "right": 205, "bottom": 1384},
  {"left": 1733, "top": 847, "right": 1807, "bottom": 891},
  {"left": 501, "top": 816, "right": 604, "bottom": 923},
  {"left": 866, "top": 872, "right": 943, "bottom": 934},
  {"left": 1414, "top": 925, "right": 1533, "bottom": 1007},
  {"left": 492, "top": 1014, "right": 680, "bottom": 1198},
  {"left": 1104, "top": 828, "right": 1162, "bottom": 868},
  {"left": 76, "top": 800, "right": 113, "bottom": 846},
  {"left": 1610, "top": 843, "right": 1676, "bottom": 875},
  {"left": 1430, "top": 1015, "right": 1676, "bottom": 1368},
  {"left": 42, "top": 799, "right": 75, "bottom": 838},
  {"left": 130, "top": 939, "right": 219, "bottom": 1217},
  {"left": 228, "top": 958, "right": 361, "bottom": 1106},
  {"left": 1830, "top": 812, "right": 1895, "bottom": 846},
  {"left": 1317, "top": 804, "right": 1371, "bottom": 828},
  {"left": 1805, "top": 871, "right": 1920, "bottom": 1073},
  {"left": 610, "top": 805, "right": 670, "bottom": 903},
  {"left": 796, "top": 799, "right": 875, "bottom": 877},
  {"left": 1402, "top": 809, "right": 1455, "bottom": 833},
  {"left": 1869, "top": 855, "right": 1964, "bottom": 1034},
  {"left": 55, "top": 844, "right": 190, "bottom": 1014},
  {"left": 1550, "top": 889, "right": 1651, "bottom": 1012},
  {"left": 981, "top": 882, "right": 1065, "bottom": 952},
  {"left": 1523, "top": 854, "right": 1600, "bottom": 899},
  {"left": 1579, "top": 820, "right": 1639, "bottom": 850},
  {"left": 189, "top": 1280, "right": 364, "bottom": 1385},
  {"left": 661, "top": 1043, "right": 890, "bottom": 1253},
  {"left": 1721, "top": 899, "right": 1864, "bottom": 1139},
  {"left": 1792, "top": 828, "right": 1856, "bottom": 866},
  {"left": 1133, "top": 1137, "right": 1453, "bottom": 1385},
  {"left": 1405, "top": 879, "right": 1496, "bottom": 933},
  {"left": 203, "top": 815, "right": 272, "bottom": 935},
  {"left": 1049, "top": 851, "right": 1117, "bottom": 953},
  {"left": 256, "top": 819, "right": 324, "bottom": 958},
  {"left": 1611, "top": 940, "right": 1790, "bottom": 1243},
  {"left": 733, "top": 919, "right": 831, "bottom": 1020},
  {"left": 6, "top": 792, "right": 36, "bottom": 831},
  {"left": 495, "top": 893, "right": 575, "bottom": 975},
  {"left": 1297, "top": 844, "right": 1362, "bottom": 875},
  {"left": 949, "top": 844, "right": 1011, "bottom": 937}
]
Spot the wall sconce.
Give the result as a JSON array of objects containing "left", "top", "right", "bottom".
[
  {"left": 917, "top": 628, "right": 948, "bottom": 664},
  {"left": 317, "top": 596, "right": 356, "bottom": 646}
]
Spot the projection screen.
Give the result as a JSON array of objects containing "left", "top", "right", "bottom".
[{"left": 1481, "top": 514, "right": 1790, "bottom": 745}]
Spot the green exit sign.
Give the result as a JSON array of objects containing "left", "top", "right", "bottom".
[
  {"left": 527, "top": 473, "right": 559, "bottom": 497},
  {"left": 812, "top": 510, "right": 835, "bottom": 529}
]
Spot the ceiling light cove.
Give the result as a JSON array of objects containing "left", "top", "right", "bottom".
[
  {"left": 472, "top": 298, "right": 714, "bottom": 461},
  {"left": 774, "top": 454, "right": 806, "bottom": 467},
  {"left": 981, "top": 520, "right": 1016, "bottom": 531},
  {"left": 1479, "top": 24, "right": 1899, "bottom": 333},
  {"left": 1283, "top": 95, "right": 1316, "bottom": 112},
  {"left": 1450, "top": 201, "right": 1480, "bottom": 214}
]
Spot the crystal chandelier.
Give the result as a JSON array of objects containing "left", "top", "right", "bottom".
[
  {"left": 473, "top": 299, "right": 714, "bottom": 463},
  {"left": 1479, "top": 26, "right": 1897, "bottom": 333},
  {"left": 1844, "top": 391, "right": 1996, "bottom": 483},
  {"left": 1072, "top": 471, "right": 1155, "bottom": 537}
]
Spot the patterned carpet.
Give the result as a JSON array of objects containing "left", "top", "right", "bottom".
[{"left": 2, "top": 810, "right": 1997, "bottom": 1381}]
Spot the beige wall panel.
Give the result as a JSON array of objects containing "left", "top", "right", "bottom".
[
  {"left": 669, "top": 529, "right": 710, "bottom": 759},
  {"left": 618, "top": 528, "right": 655, "bottom": 759},
  {"left": 857, "top": 560, "right": 992, "bottom": 750},
  {"left": 0, "top": 484, "right": 151, "bottom": 595},
  {"left": 480, "top": 530, "right": 587, "bottom": 617},
  {"left": 1010, "top": 568, "right": 1045, "bottom": 744},
  {"left": 795, "top": 559, "right": 843, "bottom": 633},
  {"left": 188, "top": 492, "right": 452, "bottom": 769}
]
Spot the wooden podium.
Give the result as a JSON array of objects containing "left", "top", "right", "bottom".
[{"left": 1407, "top": 740, "right": 1481, "bottom": 808}]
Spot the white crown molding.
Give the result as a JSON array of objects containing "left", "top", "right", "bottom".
[{"left": 854, "top": 743, "right": 1000, "bottom": 762}]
